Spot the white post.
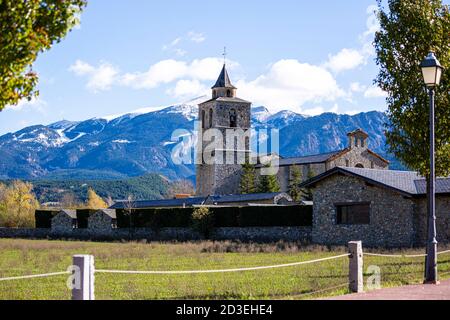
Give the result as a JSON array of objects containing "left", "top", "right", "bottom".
[
  {"left": 72, "top": 255, "right": 95, "bottom": 300},
  {"left": 348, "top": 241, "right": 363, "bottom": 293}
]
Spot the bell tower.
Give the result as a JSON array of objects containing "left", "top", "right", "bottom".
[{"left": 196, "top": 64, "right": 252, "bottom": 196}]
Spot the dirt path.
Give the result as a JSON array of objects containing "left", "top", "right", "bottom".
[{"left": 329, "top": 279, "right": 450, "bottom": 300}]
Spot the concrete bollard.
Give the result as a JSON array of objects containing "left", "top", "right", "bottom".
[
  {"left": 348, "top": 241, "right": 363, "bottom": 293},
  {"left": 72, "top": 255, "right": 95, "bottom": 300}
]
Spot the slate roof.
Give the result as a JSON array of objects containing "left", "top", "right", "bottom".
[
  {"left": 200, "top": 97, "right": 252, "bottom": 105},
  {"left": 59, "top": 209, "right": 77, "bottom": 219},
  {"left": 212, "top": 64, "right": 237, "bottom": 89},
  {"left": 96, "top": 209, "right": 117, "bottom": 219},
  {"left": 300, "top": 167, "right": 450, "bottom": 197},
  {"left": 110, "top": 193, "right": 291, "bottom": 209},
  {"left": 255, "top": 150, "right": 343, "bottom": 168}
]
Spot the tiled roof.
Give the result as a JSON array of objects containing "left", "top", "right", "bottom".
[
  {"left": 97, "top": 209, "right": 117, "bottom": 219},
  {"left": 300, "top": 167, "right": 450, "bottom": 196},
  {"left": 110, "top": 193, "right": 291, "bottom": 209}
]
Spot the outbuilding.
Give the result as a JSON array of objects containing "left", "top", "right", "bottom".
[{"left": 301, "top": 167, "right": 450, "bottom": 247}]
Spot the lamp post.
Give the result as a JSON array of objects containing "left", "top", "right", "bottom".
[{"left": 420, "top": 52, "right": 443, "bottom": 284}]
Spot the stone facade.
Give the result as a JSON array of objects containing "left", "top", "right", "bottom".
[
  {"left": 413, "top": 196, "right": 450, "bottom": 246},
  {"left": 88, "top": 209, "right": 117, "bottom": 231},
  {"left": 260, "top": 130, "right": 390, "bottom": 194},
  {"left": 51, "top": 210, "right": 77, "bottom": 233},
  {"left": 196, "top": 65, "right": 252, "bottom": 196},
  {"left": 311, "top": 175, "right": 415, "bottom": 247}
]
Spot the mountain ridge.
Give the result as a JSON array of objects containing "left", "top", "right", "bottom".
[{"left": 0, "top": 100, "right": 400, "bottom": 181}]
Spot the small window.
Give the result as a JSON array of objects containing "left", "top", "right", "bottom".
[
  {"left": 230, "top": 109, "right": 237, "bottom": 128},
  {"left": 345, "top": 159, "right": 350, "bottom": 167},
  {"left": 336, "top": 203, "right": 370, "bottom": 225},
  {"left": 227, "top": 89, "right": 231, "bottom": 97},
  {"left": 355, "top": 163, "right": 364, "bottom": 168},
  {"left": 209, "top": 109, "right": 213, "bottom": 128},
  {"left": 202, "top": 110, "right": 206, "bottom": 129},
  {"left": 371, "top": 161, "right": 375, "bottom": 169}
]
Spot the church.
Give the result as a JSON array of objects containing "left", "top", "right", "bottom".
[{"left": 195, "top": 64, "right": 390, "bottom": 196}]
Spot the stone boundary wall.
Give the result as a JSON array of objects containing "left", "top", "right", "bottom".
[{"left": 0, "top": 227, "right": 312, "bottom": 243}]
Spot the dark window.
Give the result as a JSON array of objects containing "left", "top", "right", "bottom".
[
  {"left": 209, "top": 109, "right": 213, "bottom": 128},
  {"left": 202, "top": 110, "right": 206, "bottom": 129},
  {"left": 227, "top": 89, "right": 231, "bottom": 97},
  {"left": 336, "top": 203, "right": 370, "bottom": 225},
  {"left": 230, "top": 109, "right": 237, "bottom": 127},
  {"left": 355, "top": 163, "right": 364, "bottom": 168}
]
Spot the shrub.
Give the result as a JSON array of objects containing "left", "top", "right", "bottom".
[{"left": 191, "top": 207, "right": 214, "bottom": 238}]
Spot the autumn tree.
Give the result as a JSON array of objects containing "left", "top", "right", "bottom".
[
  {"left": 0, "top": 0, "right": 87, "bottom": 110},
  {"left": 240, "top": 161, "right": 257, "bottom": 194},
  {"left": 0, "top": 181, "right": 39, "bottom": 228},
  {"left": 86, "top": 188, "right": 108, "bottom": 209},
  {"left": 374, "top": 0, "right": 450, "bottom": 177},
  {"left": 166, "top": 180, "right": 195, "bottom": 198}
]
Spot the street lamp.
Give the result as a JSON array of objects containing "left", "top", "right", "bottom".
[{"left": 420, "top": 52, "right": 443, "bottom": 284}]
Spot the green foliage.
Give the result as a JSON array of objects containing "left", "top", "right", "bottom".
[
  {"left": 240, "top": 161, "right": 257, "bottom": 194},
  {"left": 288, "top": 166, "right": 303, "bottom": 201},
  {"left": 374, "top": 0, "right": 450, "bottom": 177},
  {"left": 0, "top": 0, "right": 87, "bottom": 110},
  {"left": 191, "top": 206, "right": 214, "bottom": 238},
  {"left": 258, "top": 166, "right": 281, "bottom": 193}
]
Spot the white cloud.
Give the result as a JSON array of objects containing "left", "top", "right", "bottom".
[
  {"left": 325, "top": 48, "right": 365, "bottom": 73},
  {"left": 350, "top": 82, "right": 366, "bottom": 92},
  {"left": 187, "top": 31, "right": 206, "bottom": 43},
  {"left": 5, "top": 97, "right": 47, "bottom": 112},
  {"left": 168, "top": 79, "right": 208, "bottom": 98},
  {"left": 364, "top": 86, "right": 387, "bottom": 98},
  {"left": 236, "top": 59, "right": 345, "bottom": 113},
  {"left": 69, "top": 60, "right": 119, "bottom": 92},
  {"left": 121, "top": 57, "right": 233, "bottom": 90}
]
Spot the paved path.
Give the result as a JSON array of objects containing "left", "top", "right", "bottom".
[{"left": 329, "top": 279, "right": 450, "bottom": 300}]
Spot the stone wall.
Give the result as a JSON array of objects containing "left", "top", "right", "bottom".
[
  {"left": 0, "top": 226, "right": 312, "bottom": 243},
  {"left": 88, "top": 211, "right": 116, "bottom": 232},
  {"left": 51, "top": 213, "right": 75, "bottom": 233},
  {"left": 327, "top": 148, "right": 388, "bottom": 170},
  {"left": 311, "top": 175, "right": 415, "bottom": 247},
  {"left": 413, "top": 196, "right": 450, "bottom": 246}
]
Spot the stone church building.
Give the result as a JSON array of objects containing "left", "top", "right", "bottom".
[{"left": 196, "top": 65, "right": 389, "bottom": 196}]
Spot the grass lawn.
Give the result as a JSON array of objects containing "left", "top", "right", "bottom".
[{"left": 0, "top": 239, "right": 450, "bottom": 300}]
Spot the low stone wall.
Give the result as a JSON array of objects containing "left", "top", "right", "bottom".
[{"left": 0, "top": 227, "right": 312, "bottom": 243}]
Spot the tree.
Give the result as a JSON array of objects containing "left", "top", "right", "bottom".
[
  {"left": 301, "top": 168, "right": 316, "bottom": 201},
  {"left": 240, "top": 161, "right": 257, "bottom": 194},
  {"left": 374, "top": 0, "right": 450, "bottom": 177},
  {"left": 86, "top": 188, "right": 108, "bottom": 209},
  {"left": 0, "top": 0, "right": 87, "bottom": 110},
  {"left": 60, "top": 192, "right": 80, "bottom": 209},
  {"left": 0, "top": 180, "right": 39, "bottom": 228},
  {"left": 166, "top": 180, "right": 195, "bottom": 198},
  {"left": 258, "top": 166, "right": 281, "bottom": 193},
  {"left": 288, "top": 166, "right": 303, "bottom": 201}
]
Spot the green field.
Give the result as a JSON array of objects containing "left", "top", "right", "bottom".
[{"left": 1, "top": 239, "right": 450, "bottom": 300}]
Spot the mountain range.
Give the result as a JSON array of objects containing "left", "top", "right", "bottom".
[{"left": 0, "top": 96, "right": 401, "bottom": 182}]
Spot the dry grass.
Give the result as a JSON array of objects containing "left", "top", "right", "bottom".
[{"left": 0, "top": 239, "right": 449, "bottom": 300}]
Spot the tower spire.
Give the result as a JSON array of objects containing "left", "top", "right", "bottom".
[{"left": 223, "top": 46, "right": 227, "bottom": 65}]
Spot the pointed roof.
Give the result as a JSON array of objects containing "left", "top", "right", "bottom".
[{"left": 212, "top": 64, "right": 236, "bottom": 89}]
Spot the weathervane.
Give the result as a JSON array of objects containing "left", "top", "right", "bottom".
[{"left": 223, "top": 46, "right": 227, "bottom": 65}]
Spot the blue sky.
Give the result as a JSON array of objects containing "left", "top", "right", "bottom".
[{"left": 2, "top": 0, "right": 390, "bottom": 135}]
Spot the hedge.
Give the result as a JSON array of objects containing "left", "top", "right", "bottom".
[
  {"left": 35, "top": 206, "right": 313, "bottom": 229},
  {"left": 35, "top": 210, "right": 59, "bottom": 228},
  {"left": 116, "top": 206, "right": 312, "bottom": 228}
]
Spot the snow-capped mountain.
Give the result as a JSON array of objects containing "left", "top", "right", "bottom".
[{"left": 0, "top": 99, "right": 397, "bottom": 181}]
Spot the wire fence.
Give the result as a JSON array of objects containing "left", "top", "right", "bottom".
[{"left": 1, "top": 245, "right": 450, "bottom": 300}]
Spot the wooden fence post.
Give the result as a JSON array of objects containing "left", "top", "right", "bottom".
[
  {"left": 348, "top": 241, "right": 363, "bottom": 293},
  {"left": 72, "top": 255, "right": 95, "bottom": 300}
]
